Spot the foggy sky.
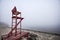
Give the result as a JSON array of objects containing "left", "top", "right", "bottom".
[{"left": 0, "top": 0, "right": 60, "bottom": 34}]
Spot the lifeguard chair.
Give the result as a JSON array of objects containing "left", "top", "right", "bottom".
[
  {"left": 12, "top": 6, "right": 21, "bottom": 15},
  {"left": 2, "top": 6, "right": 29, "bottom": 40}
]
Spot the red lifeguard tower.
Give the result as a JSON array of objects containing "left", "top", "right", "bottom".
[{"left": 2, "top": 6, "right": 29, "bottom": 40}]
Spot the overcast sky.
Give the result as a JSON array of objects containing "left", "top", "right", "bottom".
[{"left": 0, "top": 0, "right": 60, "bottom": 34}]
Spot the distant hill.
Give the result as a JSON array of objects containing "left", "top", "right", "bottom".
[{"left": 0, "top": 22, "right": 9, "bottom": 28}]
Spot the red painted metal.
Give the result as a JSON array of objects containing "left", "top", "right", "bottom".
[{"left": 3, "top": 6, "right": 29, "bottom": 40}]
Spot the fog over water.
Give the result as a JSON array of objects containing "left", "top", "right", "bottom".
[{"left": 0, "top": 0, "right": 60, "bottom": 34}]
